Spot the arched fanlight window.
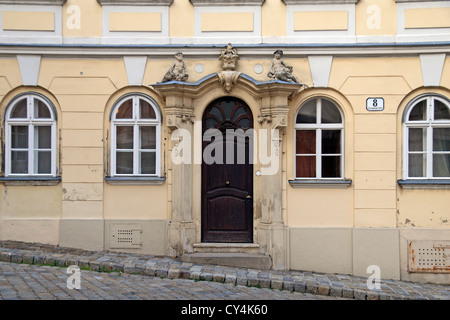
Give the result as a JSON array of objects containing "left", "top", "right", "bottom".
[
  {"left": 295, "top": 97, "right": 344, "bottom": 179},
  {"left": 111, "top": 94, "right": 161, "bottom": 176},
  {"left": 4, "top": 93, "right": 57, "bottom": 176},
  {"left": 403, "top": 95, "right": 450, "bottom": 179}
]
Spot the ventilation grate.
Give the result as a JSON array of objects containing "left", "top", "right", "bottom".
[
  {"left": 408, "top": 240, "right": 450, "bottom": 273},
  {"left": 110, "top": 224, "right": 142, "bottom": 249}
]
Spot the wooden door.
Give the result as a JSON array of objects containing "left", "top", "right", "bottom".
[{"left": 201, "top": 97, "right": 253, "bottom": 243}]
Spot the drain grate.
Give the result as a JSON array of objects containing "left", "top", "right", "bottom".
[
  {"left": 408, "top": 240, "right": 450, "bottom": 273},
  {"left": 110, "top": 224, "right": 142, "bottom": 249}
]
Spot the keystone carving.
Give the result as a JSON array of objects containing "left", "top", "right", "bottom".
[{"left": 218, "top": 43, "right": 241, "bottom": 93}]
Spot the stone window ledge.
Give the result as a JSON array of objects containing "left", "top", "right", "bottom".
[
  {"left": 0, "top": 0, "right": 67, "bottom": 5},
  {"left": 397, "top": 179, "right": 450, "bottom": 189},
  {"left": 97, "top": 0, "right": 173, "bottom": 5},
  {"left": 282, "top": 0, "right": 359, "bottom": 4},
  {"left": 0, "top": 176, "right": 61, "bottom": 186},
  {"left": 105, "top": 176, "right": 166, "bottom": 185},
  {"left": 190, "top": 0, "right": 265, "bottom": 6},
  {"left": 288, "top": 179, "right": 352, "bottom": 188}
]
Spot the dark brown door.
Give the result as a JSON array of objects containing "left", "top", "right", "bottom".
[{"left": 202, "top": 97, "right": 253, "bottom": 243}]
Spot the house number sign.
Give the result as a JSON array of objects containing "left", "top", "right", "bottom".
[{"left": 366, "top": 97, "right": 384, "bottom": 111}]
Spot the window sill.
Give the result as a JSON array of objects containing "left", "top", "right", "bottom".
[
  {"left": 0, "top": 176, "right": 61, "bottom": 186},
  {"left": 105, "top": 176, "right": 166, "bottom": 185},
  {"left": 397, "top": 179, "right": 450, "bottom": 189},
  {"left": 288, "top": 179, "right": 352, "bottom": 188}
]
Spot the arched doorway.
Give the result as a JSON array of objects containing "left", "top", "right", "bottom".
[{"left": 201, "top": 97, "right": 254, "bottom": 243}]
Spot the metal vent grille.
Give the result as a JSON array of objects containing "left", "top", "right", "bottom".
[
  {"left": 110, "top": 224, "right": 142, "bottom": 249},
  {"left": 408, "top": 240, "right": 450, "bottom": 273}
]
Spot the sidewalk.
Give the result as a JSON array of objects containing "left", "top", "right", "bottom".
[{"left": 0, "top": 240, "right": 448, "bottom": 300}]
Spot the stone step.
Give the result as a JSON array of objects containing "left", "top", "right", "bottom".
[
  {"left": 181, "top": 252, "right": 272, "bottom": 270},
  {"left": 192, "top": 242, "right": 260, "bottom": 254}
]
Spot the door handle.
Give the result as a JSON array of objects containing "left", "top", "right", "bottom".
[
  {"left": 246, "top": 195, "right": 252, "bottom": 199},
  {"left": 226, "top": 181, "right": 230, "bottom": 185}
]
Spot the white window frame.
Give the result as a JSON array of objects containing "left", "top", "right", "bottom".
[
  {"left": 295, "top": 97, "right": 344, "bottom": 180},
  {"left": 111, "top": 94, "right": 161, "bottom": 177},
  {"left": 403, "top": 94, "right": 450, "bottom": 180},
  {"left": 4, "top": 93, "right": 57, "bottom": 177}
]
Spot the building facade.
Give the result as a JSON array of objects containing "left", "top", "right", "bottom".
[{"left": 0, "top": 0, "right": 449, "bottom": 284}]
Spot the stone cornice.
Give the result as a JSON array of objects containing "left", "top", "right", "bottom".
[
  {"left": 153, "top": 73, "right": 303, "bottom": 101},
  {"left": 190, "top": 0, "right": 265, "bottom": 6},
  {"left": 282, "top": 0, "right": 358, "bottom": 4},
  {"left": 0, "top": 0, "right": 66, "bottom": 5},
  {"left": 395, "top": 0, "right": 441, "bottom": 2},
  {"left": 97, "top": 0, "right": 173, "bottom": 6}
]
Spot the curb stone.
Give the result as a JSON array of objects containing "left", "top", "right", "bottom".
[{"left": 0, "top": 241, "right": 449, "bottom": 300}]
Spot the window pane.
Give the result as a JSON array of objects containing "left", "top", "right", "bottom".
[
  {"left": 296, "top": 100, "right": 316, "bottom": 123},
  {"left": 11, "top": 126, "right": 28, "bottom": 149},
  {"left": 116, "top": 99, "right": 133, "bottom": 119},
  {"left": 35, "top": 126, "right": 51, "bottom": 149},
  {"left": 409, "top": 100, "right": 427, "bottom": 121},
  {"left": 434, "top": 100, "right": 450, "bottom": 120},
  {"left": 35, "top": 151, "right": 51, "bottom": 174},
  {"left": 140, "top": 126, "right": 156, "bottom": 149},
  {"left": 140, "top": 99, "right": 156, "bottom": 119},
  {"left": 321, "top": 99, "right": 342, "bottom": 123},
  {"left": 322, "top": 156, "right": 341, "bottom": 178},
  {"left": 408, "top": 153, "right": 426, "bottom": 177},
  {"left": 296, "top": 156, "right": 316, "bottom": 178},
  {"left": 296, "top": 130, "right": 316, "bottom": 154},
  {"left": 116, "top": 152, "right": 133, "bottom": 174},
  {"left": 409, "top": 128, "right": 426, "bottom": 152},
  {"left": 116, "top": 126, "right": 133, "bottom": 149},
  {"left": 433, "top": 154, "right": 450, "bottom": 177},
  {"left": 34, "top": 99, "right": 51, "bottom": 119},
  {"left": 140, "top": 152, "right": 156, "bottom": 174},
  {"left": 433, "top": 128, "right": 450, "bottom": 151},
  {"left": 10, "top": 99, "right": 27, "bottom": 118},
  {"left": 322, "top": 130, "right": 341, "bottom": 154},
  {"left": 11, "top": 151, "right": 28, "bottom": 174}
]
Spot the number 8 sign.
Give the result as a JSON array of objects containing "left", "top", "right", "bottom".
[{"left": 366, "top": 97, "right": 384, "bottom": 111}]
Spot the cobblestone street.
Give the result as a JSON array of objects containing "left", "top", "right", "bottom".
[{"left": 0, "top": 262, "right": 344, "bottom": 301}]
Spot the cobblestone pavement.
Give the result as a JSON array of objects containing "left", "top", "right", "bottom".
[
  {"left": 0, "top": 262, "right": 343, "bottom": 300},
  {"left": 0, "top": 240, "right": 449, "bottom": 300}
]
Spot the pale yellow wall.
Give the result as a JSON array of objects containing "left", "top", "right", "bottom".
[
  {"left": 405, "top": 8, "right": 450, "bottom": 29},
  {"left": 286, "top": 89, "right": 354, "bottom": 228},
  {"left": 201, "top": 13, "right": 254, "bottom": 32},
  {"left": 109, "top": 12, "right": 162, "bottom": 32},
  {"left": 0, "top": 0, "right": 449, "bottom": 39},
  {"left": 0, "top": 185, "right": 61, "bottom": 219},
  {"left": 395, "top": 87, "right": 450, "bottom": 229},
  {"left": 294, "top": 11, "right": 348, "bottom": 31},
  {"left": 355, "top": 0, "right": 397, "bottom": 36},
  {"left": 261, "top": 0, "right": 286, "bottom": 38},
  {"left": 104, "top": 185, "right": 168, "bottom": 220},
  {"left": 169, "top": 0, "right": 194, "bottom": 38},
  {"left": 0, "top": 58, "right": 23, "bottom": 95},
  {"left": 2, "top": 11, "right": 54, "bottom": 31},
  {"left": 62, "top": 0, "right": 102, "bottom": 38}
]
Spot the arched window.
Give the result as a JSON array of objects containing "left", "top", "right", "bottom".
[
  {"left": 4, "top": 93, "right": 57, "bottom": 176},
  {"left": 403, "top": 95, "right": 450, "bottom": 179},
  {"left": 295, "top": 97, "right": 344, "bottom": 179},
  {"left": 111, "top": 94, "right": 161, "bottom": 176}
]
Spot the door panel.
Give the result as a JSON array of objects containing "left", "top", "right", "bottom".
[{"left": 201, "top": 98, "right": 253, "bottom": 243}]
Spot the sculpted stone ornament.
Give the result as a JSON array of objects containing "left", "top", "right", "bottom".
[
  {"left": 217, "top": 43, "right": 241, "bottom": 93},
  {"left": 161, "top": 52, "right": 189, "bottom": 83},
  {"left": 267, "top": 50, "right": 298, "bottom": 83}
]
